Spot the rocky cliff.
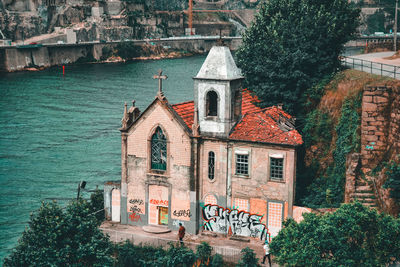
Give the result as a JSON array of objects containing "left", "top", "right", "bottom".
[{"left": 0, "top": 0, "right": 255, "bottom": 43}]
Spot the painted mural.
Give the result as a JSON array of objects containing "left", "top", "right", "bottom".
[{"left": 202, "top": 204, "right": 269, "bottom": 240}]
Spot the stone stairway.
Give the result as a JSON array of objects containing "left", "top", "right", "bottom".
[{"left": 352, "top": 183, "right": 378, "bottom": 209}]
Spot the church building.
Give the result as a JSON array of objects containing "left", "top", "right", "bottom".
[{"left": 107, "top": 45, "right": 303, "bottom": 240}]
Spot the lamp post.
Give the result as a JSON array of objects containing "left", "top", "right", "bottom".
[{"left": 395, "top": 0, "right": 398, "bottom": 52}]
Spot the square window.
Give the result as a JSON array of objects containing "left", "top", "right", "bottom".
[
  {"left": 270, "top": 157, "right": 283, "bottom": 180},
  {"left": 236, "top": 154, "right": 249, "bottom": 176}
]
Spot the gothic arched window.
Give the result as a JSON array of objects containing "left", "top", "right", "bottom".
[
  {"left": 208, "top": 151, "right": 215, "bottom": 180},
  {"left": 151, "top": 127, "right": 167, "bottom": 171},
  {"left": 206, "top": 91, "right": 218, "bottom": 116}
]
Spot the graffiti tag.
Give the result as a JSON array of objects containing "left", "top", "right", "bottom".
[
  {"left": 129, "top": 212, "right": 142, "bottom": 222},
  {"left": 173, "top": 209, "right": 191, "bottom": 217},
  {"left": 150, "top": 199, "right": 168, "bottom": 206},
  {"left": 173, "top": 220, "right": 184, "bottom": 227},
  {"left": 202, "top": 204, "right": 269, "bottom": 240},
  {"left": 129, "top": 206, "right": 142, "bottom": 213},
  {"left": 129, "top": 199, "right": 144, "bottom": 205}
]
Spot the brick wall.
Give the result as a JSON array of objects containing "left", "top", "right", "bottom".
[{"left": 360, "top": 85, "right": 400, "bottom": 214}]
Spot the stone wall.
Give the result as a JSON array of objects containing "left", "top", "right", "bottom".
[{"left": 357, "top": 85, "right": 400, "bottom": 215}]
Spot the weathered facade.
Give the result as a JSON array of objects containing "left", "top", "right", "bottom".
[{"left": 107, "top": 45, "right": 303, "bottom": 239}]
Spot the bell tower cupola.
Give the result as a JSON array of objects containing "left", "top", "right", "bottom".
[{"left": 193, "top": 45, "right": 244, "bottom": 137}]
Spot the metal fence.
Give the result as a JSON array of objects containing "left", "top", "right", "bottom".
[
  {"left": 340, "top": 56, "right": 400, "bottom": 80},
  {"left": 101, "top": 228, "right": 242, "bottom": 263}
]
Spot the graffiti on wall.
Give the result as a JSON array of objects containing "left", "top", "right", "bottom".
[
  {"left": 202, "top": 204, "right": 269, "bottom": 240},
  {"left": 150, "top": 199, "right": 168, "bottom": 206},
  {"left": 173, "top": 209, "right": 191, "bottom": 218},
  {"left": 129, "top": 212, "right": 142, "bottom": 222},
  {"left": 129, "top": 199, "right": 143, "bottom": 214}
]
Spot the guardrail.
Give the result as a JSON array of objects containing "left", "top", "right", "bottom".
[
  {"left": 340, "top": 56, "right": 400, "bottom": 79},
  {"left": 101, "top": 228, "right": 242, "bottom": 263}
]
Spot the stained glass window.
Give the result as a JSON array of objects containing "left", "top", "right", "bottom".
[
  {"left": 151, "top": 127, "right": 167, "bottom": 170},
  {"left": 208, "top": 151, "right": 215, "bottom": 180}
]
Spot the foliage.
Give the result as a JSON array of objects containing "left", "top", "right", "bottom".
[
  {"left": 301, "top": 90, "right": 362, "bottom": 207},
  {"left": 4, "top": 196, "right": 113, "bottom": 267},
  {"left": 383, "top": 161, "right": 400, "bottom": 202},
  {"left": 302, "top": 109, "right": 333, "bottom": 148},
  {"left": 270, "top": 202, "right": 400, "bottom": 266},
  {"left": 236, "top": 0, "right": 360, "bottom": 115},
  {"left": 236, "top": 247, "right": 259, "bottom": 267},
  {"left": 196, "top": 242, "right": 213, "bottom": 266},
  {"left": 101, "top": 46, "right": 113, "bottom": 60},
  {"left": 115, "top": 241, "right": 166, "bottom": 267},
  {"left": 89, "top": 189, "right": 106, "bottom": 223},
  {"left": 116, "top": 241, "right": 197, "bottom": 267},
  {"left": 210, "top": 253, "right": 224, "bottom": 267},
  {"left": 115, "top": 42, "right": 140, "bottom": 59},
  {"left": 366, "top": 9, "right": 386, "bottom": 34}
]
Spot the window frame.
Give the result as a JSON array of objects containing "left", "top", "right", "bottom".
[
  {"left": 234, "top": 149, "right": 251, "bottom": 177},
  {"left": 205, "top": 90, "right": 219, "bottom": 118},
  {"left": 208, "top": 151, "right": 215, "bottom": 181},
  {"left": 269, "top": 154, "right": 285, "bottom": 182},
  {"left": 150, "top": 126, "right": 167, "bottom": 172}
]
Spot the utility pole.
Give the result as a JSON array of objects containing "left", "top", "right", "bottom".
[
  {"left": 395, "top": 0, "right": 398, "bottom": 52},
  {"left": 188, "top": 0, "right": 193, "bottom": 35}
]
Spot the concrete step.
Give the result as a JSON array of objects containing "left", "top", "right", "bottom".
[
  {"left": 352, "top": 193, "right": 376, "bottom": 200},
  {"left": 358, "top": 198, "right": 376, "bottom": 203},
  {"left": 355, "top": 185, "right": 374, "bottom": 193}
]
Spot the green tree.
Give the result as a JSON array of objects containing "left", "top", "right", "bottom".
[
  {"left": 236, "top": 0, "right": 360, "bottom": 115},
  {"left": 270, "top": 202, "right": 400, "bottom": 266},
  {"left": 236, "top": 247, "right": 259, "bottom": 267},
  {"left": 383, "top": 161, "right": 400, "bottom": 202},
  {"left": 4, "top": 197, "right": 113, "bottom": 267}
]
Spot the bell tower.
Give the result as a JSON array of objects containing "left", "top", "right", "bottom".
[{"left": 193, "top": 45, "right": 244, "bottom": 137}]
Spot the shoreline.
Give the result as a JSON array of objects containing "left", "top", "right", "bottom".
[{"left": 0, "top": 50, "right": 205, "bottom": 74}]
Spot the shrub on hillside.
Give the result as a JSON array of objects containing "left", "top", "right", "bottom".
[{"left": 270, "top": 202, "right": 400, "bottom": 266}]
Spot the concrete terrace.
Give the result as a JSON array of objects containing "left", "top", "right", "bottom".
[{"left": 100, "top": 221, "right": 278, "bottom": 266}]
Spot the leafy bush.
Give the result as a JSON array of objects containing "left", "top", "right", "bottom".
[
  {"left": 4, "top": 196, "right": 113, "bottom": 267},
  {"left": 301, "top": 91, "right": 362, "bottom": 207},
  {"left": 383, "top": 161, "right": 400, "bottom": 202},
  {"left": 116, "top": 42, "right": 140, "bottom": 60},
  {"left": 196, "top": 242, "right": 213, "bottom": 266},
  {"left": 270, "top": 202, "right": 400, "bottom": 266},
  {"left": 115, "top": 241, "right": 166, "bottom": 267},
  {"left": 210, "top": 253, "right": 224, "bottom": 267},
  {"left": 236, "top": 247, "right": 259, "bottom": 267}
]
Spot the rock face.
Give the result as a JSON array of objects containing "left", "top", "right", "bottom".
[{"left": 0, "top": 0, "right": 249, "bottom": 43}]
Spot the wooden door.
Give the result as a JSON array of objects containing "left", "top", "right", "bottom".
[{"left": 158, "top": 206, "right": 168, "bottom": 225}]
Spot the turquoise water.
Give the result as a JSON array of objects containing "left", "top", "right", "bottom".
[{"left": 0, "top": 56, "right": 205, "bottom": 262}]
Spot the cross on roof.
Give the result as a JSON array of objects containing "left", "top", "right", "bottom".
[{"left": 153, "top": 69, "right": 168, "bottom": 93}]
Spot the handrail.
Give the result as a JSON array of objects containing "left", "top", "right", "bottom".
[{"left": 340, "top": 56, "right": 400, "bottom": 79}]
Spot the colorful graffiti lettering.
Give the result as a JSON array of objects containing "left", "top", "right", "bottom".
[
  {"left": 129, "top": 212, "right": 142, "bottom": 222},
  {"left": 202, "top": 204, "right": 269, "bottom": 240},
  {"left": 129, "top": 199, "right": 144, "bottom": 205},
  {"left": 149, "top": 199, "right": 168, "bottom": 206},
  {"left": 173, "top": 209, "right": 191, "bottom": 217}
]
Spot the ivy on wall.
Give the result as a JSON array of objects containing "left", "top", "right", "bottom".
[{"left": 301, "top": 90, "right": 362, "bottom": 208}]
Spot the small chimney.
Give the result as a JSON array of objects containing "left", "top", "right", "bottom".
[{"left": 277, "top": 103, "right": 283, "bottom": 109}]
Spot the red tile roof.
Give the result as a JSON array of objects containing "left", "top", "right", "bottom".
[
  {"left": 172, "top": 101, "right": 194, "bottom": 129},
  {"left": 171, "top": 90, "right": 303, "bottom": 146},
  {"left": 229, "top": 106, "right": 303, "bottom": 146}
]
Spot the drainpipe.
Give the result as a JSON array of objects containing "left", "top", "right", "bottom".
[{"left": 226, "top": 142, "right": 232, "bottom": 237}]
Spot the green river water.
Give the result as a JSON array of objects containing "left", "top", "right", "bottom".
[{"left": 0, "top": 55, "right": 205, "bottom": 262}]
